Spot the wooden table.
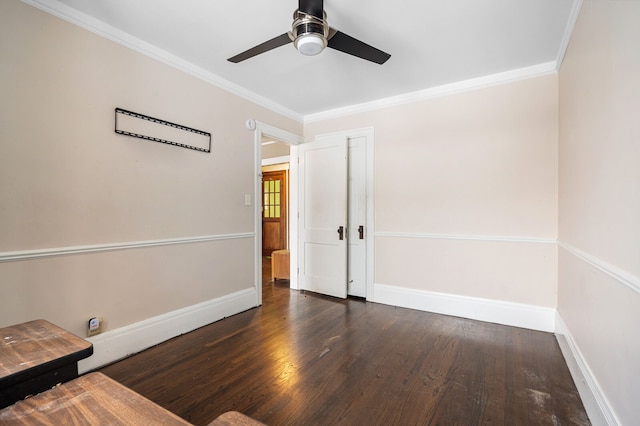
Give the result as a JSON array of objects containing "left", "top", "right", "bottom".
[
  {"left": 0, "top": 319, "right": 93, "bottom": 408},
  {"left": 0, "top": 372, "right": 191, "bottom": 425},
  {"left": 0, "top": 372, "right": 265, "bottom": 425}
]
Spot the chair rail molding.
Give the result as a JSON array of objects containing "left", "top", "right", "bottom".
[
  {"left": 375, "top": 231, "right": 556, "bottom": 245},
  {"left": 558, "top": 241, "right": 640, "bottom": 295},
  {"left": 0, "top": 232, "right": 254, "bottom": 263}
]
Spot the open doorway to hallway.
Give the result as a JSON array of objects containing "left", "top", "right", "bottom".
[
  {"left": 252, "top": 122, "right": 302, "bottom": 306},
  {"left": 261, "top": 138, "right": 290, "bottom": 256},
  {"left": 261, "top": 137, "right": 292, "bottom": 291}
]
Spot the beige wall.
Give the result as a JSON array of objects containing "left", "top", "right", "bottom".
[
  {"left": 0, "top": 1, "right": 301, "bottom": 336},
  {"left": 305, "top": 75, "right": 559, "bottom": 307},
  {"left": 261, "top": 140, "right": 291, "bottom": 159},
  {"left": 558, "top": 1, "right": 640, "bottom": 424},
  {"left": 4, "top": 2, "right": 637, "bottom": 421}
]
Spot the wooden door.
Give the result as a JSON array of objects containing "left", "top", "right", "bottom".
[
  {"left": 262, "top": 170, "right": 287, "bottom": 256},
  {"left": 298, "top": 135, "right": 348, "bottom": 299}
]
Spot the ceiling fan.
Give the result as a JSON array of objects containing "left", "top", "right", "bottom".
[{"left": 227, "top": 0, "right": 391, "bottom": 64}]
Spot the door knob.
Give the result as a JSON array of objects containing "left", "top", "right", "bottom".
[
  {"left": 358, "top": 225, "right": 364, "bottom": 240},
  {"left": 337, "top": 226, "right": 344, "bottom": 240}
]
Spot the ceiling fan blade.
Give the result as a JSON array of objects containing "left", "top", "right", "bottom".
[
  {"left": 299, "top": 0, "right": 323, "bottom": 18},
  {"left": 327, "top": 30, "right": 391, "bottom": 65},
  {"left": 227, "top": 33, "right": 292, "bottom": 63}
]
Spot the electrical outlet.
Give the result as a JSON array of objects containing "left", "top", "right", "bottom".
[{"left": 87, "top": 317, "right": 103, "bottom": 337}]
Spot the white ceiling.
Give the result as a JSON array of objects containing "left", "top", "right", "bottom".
[{"left": 26, "top": 0, "right": 579, "bottom": 119}]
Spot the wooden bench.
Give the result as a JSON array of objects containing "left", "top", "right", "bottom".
[
  {"left": 271, "top": 249, "right": 290, "bottom": 281},
  {"left": 0, "top": 319, "right": 93, "bottom": 408}
]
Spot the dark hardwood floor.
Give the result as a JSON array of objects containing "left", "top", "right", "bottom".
[{"left": 99, "top": 258, "right": 590, "bottom": 425}]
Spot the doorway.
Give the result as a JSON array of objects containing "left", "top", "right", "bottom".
[
  {"left": 252, "top": 123, "right": 374, "bottom": 305},
  {"left": 253, "top": 122, "right": 303, "bottom": 305}
]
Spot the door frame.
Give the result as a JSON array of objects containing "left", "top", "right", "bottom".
[
  {"left": 252, "top": 123, "right": 375, "bottom": 305},
  {"left": 253, "top": 122, "right": 303, "bottom": 306},
  {"left": 261, "top": 169, "right": 288, "bottom": 255}
]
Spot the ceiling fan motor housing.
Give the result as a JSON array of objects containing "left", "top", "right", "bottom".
[{"left": 292, "top": 10, "right": 328, "bottom": 56}]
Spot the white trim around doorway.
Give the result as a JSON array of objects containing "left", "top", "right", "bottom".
[
  {"left": 252, "top": 124, "right": 375, "bottom": 303},
  {"left": 253, "top": 122, "right": 304, "bottom": 305}
]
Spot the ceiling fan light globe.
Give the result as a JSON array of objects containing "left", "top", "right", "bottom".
[{"left": 295, "top": 34, "right": 325, "bottom": 56}]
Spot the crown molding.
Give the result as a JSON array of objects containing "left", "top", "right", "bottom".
[
  {"left": 304, "top": 61, "right": 558, "bottom": 123},
  {"left": 20, "top": 0, "right": 304, "bottom": 123},
  {"left": 556, "top": 0, "right": 583, "bottom": 70},
  {"left": 21, "top": 0, "right": 572, "bottom": 126}
]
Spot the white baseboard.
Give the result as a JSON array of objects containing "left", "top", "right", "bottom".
[
  {"left": 373, "top": 283, "right": 556, "bottom": 332},
  {"left": 555, "top": 313, "right": 619, "bottom": 426},
  {"left": 78, "top": 287, "right": 258, "bottom": 373}
]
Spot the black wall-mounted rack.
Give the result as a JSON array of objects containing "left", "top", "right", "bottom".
[{"left": 114, "top": 108, "right": 211, "bottom": 153}]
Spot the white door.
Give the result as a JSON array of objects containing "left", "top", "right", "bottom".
[
  {"left": 298, "top": 135, "right": 348, "bottom": 298},
  {"left": 347, "top": 136, "right": 367, "bottom": 297}
]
